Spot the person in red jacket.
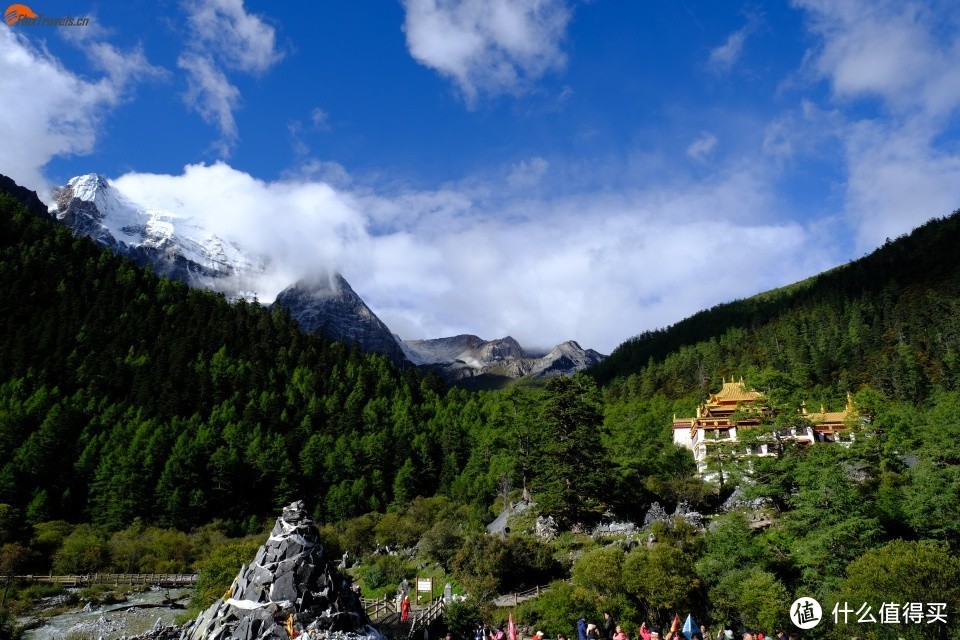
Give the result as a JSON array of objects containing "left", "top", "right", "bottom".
[{"left": 401, "top": 595, "right": 411, "bottom": 622}]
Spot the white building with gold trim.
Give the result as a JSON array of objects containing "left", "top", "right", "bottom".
[{"left": 672, "top": 378, "right": 856, "bottom": 477}]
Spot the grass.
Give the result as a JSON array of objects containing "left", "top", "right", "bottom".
[{"left": 1, "top": 582, "right": 67, "bottom": 615}]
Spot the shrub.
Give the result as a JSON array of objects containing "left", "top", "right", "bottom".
[
  {"left": 445, "top": 598, "right": 483, "bottom": 639},
  {"left": 451, "top": 534, "right": 561, "bottom": 595},
  {"left": 190, "top": 536, "right": 262, "bottom": 612},
  {"left": 420, "top": 519, "right": 464, "bottom": 571},
  {"left": 358, "top": 554, "right": 410, "bottom": 590},
  {"left": 52, "top": 524, "right": 109, "bottom": 574}
]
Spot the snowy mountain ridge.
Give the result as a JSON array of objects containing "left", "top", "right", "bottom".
[
  {"left": 53, "top": 174, "right": 264, "bottom": 296},
  {"left": 48, "top": 173, "right": 605, "bottom": 377},
  {"left": 51, "top": 174, "right": 410, "bottom": 364}
]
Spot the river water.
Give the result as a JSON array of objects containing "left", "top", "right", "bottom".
[{"left": 20, "top": 587, "right": 193, "bottom": 639}]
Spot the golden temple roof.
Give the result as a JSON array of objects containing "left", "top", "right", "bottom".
[
  {"left": 803, "top": 392, "right": 856, "bottom": 426},
  {"left": 709, "top": 377, "right": 765, "bottom": 404}
]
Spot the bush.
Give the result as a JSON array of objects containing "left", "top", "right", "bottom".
[
  {"left": 340, "top": 512, "right": 382, "bottom": 555},
  {"left": 190, "top": 536, "right": 262, "bottom": 613},
  {"left": 0, "top": 609, "right": 22, "bottom": 640},
  {"left": 451, "top": 534, "right": 562, "bottom": 595},
  {"left": 516, "top": 581, "right": 600, "bottom": 638},
  {"left": 420, "top": 519, "right": 464, "bottom": 571},
  {"left": 30, "top": 520, "right": 74, "bottom": 571},
  {"left": 445, "top": 598, "right": 483, "bottom": 639},
  {"left": 52, "top": 524, "right": 109, "bottom": 574},
  {"left": 109, "top": 522, "right": 193, "bottom": 573},
  {"left": 79, "top": 584, "right": 129, "bottom": 605},
  {"left": 358, "top": 554, "right": 410, "bottom": 590}
]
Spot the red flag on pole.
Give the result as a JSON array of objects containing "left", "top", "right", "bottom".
[
  {"left": 509, "top": 614, "right": 518, "bottom": 640},
  {"left": 670, "top": 614, "right": 680, "bottom": 634}
]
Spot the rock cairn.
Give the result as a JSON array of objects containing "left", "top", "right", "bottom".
[
  {"left": 534, "top": 515, "right": 558, "bottom": 540},
  {"left": 181, "top": 501, "right": 380, "bottom": 640},
  {"left": 642, "top": 502, "right": 670, "bottom": 527},
  {"left": 642, "top": 501, "right": 704, "bottom": 530}
]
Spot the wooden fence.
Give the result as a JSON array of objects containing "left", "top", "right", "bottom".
[
  {"left": 362, "top": 595, "right": 398, "bottom": 623},
  {"left": 407, "top": 598, "right": 446, "bottom": 637},
  {"left": 3, "top": 573, "right": 199, "bottom": 587},
  {"left": 492, "top": 583, "right": 553, "bottom": 607}
]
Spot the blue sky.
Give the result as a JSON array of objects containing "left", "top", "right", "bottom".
[{"left": 2, "top": 0, "right": 960, "bottom": 352}]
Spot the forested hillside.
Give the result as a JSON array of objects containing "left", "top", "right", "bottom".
[
  {"left": 592, "top": 211, "right": 960, "bottom": 407},
  {"left": 0, "top": 188, "right": 475, "bottom": 530},
  {"left": 4, "top": 180, "right": 960, "bottom": 639}
]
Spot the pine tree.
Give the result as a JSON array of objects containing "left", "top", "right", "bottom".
[{"left": 535, "top": 374, "right": 613, "bottom": 529}]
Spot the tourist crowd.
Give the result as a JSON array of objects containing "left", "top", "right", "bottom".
[{"left": 470, "top": 612, "right": 801, "bottom": 640}]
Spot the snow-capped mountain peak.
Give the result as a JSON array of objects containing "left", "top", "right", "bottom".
[
  {"left": 50, "top": 173, "right": 409, "bottom": 366},
  {"left": 53, "top": 174, "right": 263, "bottom": 294}
]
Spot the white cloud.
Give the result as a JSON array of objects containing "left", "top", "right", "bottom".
[
  {"left": 792, "top": 0, "right": 960, "bottom": 250},
  {"left": 310, "top": 108, "right": 330, "bottom": 130},
  {"left": 288, "top": 120, "right": 308, "bottom": 156},
  {"left": 113, "top": 162, "right": 370, "bottom": 301},
  {"left": 184, "top": 0, "right": 283, "bottom": 73},
  {"left": 284, "top": 159, "right": 353, "bottom": 187},
  {"left": 686, "top": 132, "right": 718, "bottom": 161},
  {"left": 843, "top": 118, "right": 960, "bottom": 250},
  {"left": 507, "top": 156, "right": 549, "bottom": 188},
  {"left": 401, "top": 0, "right": 572, "bottom": 104},
  {"left": 792, "top": 0, "right": 960, "bottom": 114},
  {"left": 353, "top": 168, "right": 837, "bottom": 352},
  {"left": 87, "top": 42, "right": 167, "bottom": 90},
  {"left": 177, "top": 54, "right": 241, "bottom": 155},
  {"left": 178, "top": 0, "right": 284, "bottom": 153},
  {"left": 709, "top": 27, "right": 748, "bottom": 72},
  {"left": 0, "top": 28, "right": 135, "bottom": 195},
  {"left": 104, "top": 161, "right": 839, "bottom": 354}
]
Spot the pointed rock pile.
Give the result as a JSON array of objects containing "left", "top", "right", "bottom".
[{"left": 181, "top": 501, "right": 380, "bottom": 640}]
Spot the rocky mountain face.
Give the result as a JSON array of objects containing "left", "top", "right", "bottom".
[
  {"left": 40, "top": 173, "right": 605, "bottom": 377},
  {"left": 274, "top": 275, "right": 409, "bottom": 367},
  {"left": 53, "top": 174, "right": 265, "bottom": 296},
  {"left": 49, "top": 174, "right": 407, "bottom": 365},
  {"left": 404, "top": 335, "right": 605, "bottom": 387}
]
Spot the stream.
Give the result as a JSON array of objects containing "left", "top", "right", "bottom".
[{"left": 19, "top": 586, "right": 193, "bottom": 639}]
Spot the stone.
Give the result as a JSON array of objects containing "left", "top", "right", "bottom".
[
  {"left": 642, "top": 502, "right": 670, "bottom": 527},
  {"left": 534, "top": 515, "right": 558, "bottom": 540},
  {"left": 269, "top": 569, "right": 297, "bottom": 603},
  {"left": 179, "top": 501, "right": 384, "bottom": 640},
  {"left": 673, "top": 501, "right": 704, "bottom": 529}
]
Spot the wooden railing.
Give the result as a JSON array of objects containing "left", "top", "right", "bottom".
[
  {"left": 492, "top": 583, "right": 554, "bottom": 607},
  {"left": 4, "top": 573, "right": 199, "bottom": 587},
  {"left": 362, "top": 595, "right": 398, "bottom": 622},
  {"left": 408, "top": 598, "right": 446, "bottom": 637}
]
